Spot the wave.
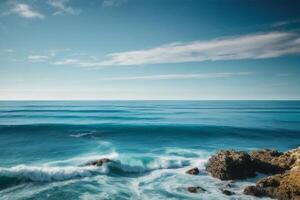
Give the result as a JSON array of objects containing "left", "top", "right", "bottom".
[
  {"left": 0, "top": 165, "right": 107, "bottom": 183},
  {"left": 0, "top": 156, "right": 195, "bottom": 184}
]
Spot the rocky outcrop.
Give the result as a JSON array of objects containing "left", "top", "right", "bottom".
[
  {"left": 206, "top": 147, "right": 300, "bottom": 199},
  {"left": 186, "top": 167, "right": 200, "bottom": 175},
  {"left": 206, "top": 150, "right": 255, "bottom": 180},
  {"left": 250, "top": 149, "right": 284, "bottom": 174},
  {"left": 187, "top": 186, "right": 206, "bottom": 193},
  {"left": 85, "top": 158, "right": 111, "bottom": 166},
  {"left": 244, "top": 174, "right": 285, "bottom": 198},
  {"left": 277, "top": 168, "right": 300, "bottom": 200},
  {"left": 243, "top": 147, "right": 300, "bottom": 200},
  {"left": 250, "top": 148, "right": 300, "bottom": 175}
]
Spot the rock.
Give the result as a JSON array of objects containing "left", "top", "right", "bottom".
[
  {"left": 244, "top": 185, "right": 266, "bottom": 197},
  {"left": 244, "top": 167, "right": 300, "bottom": 199},
  {"left": 85, "top": 158, "right": 111, "bottom": 166},
  {"left": 221, "top": 189, "right": 235, "bottom": 196},
  {"left": 206, "top": 150, "right": 255, "bottom": 180},
  {"left": 186, "top": 167, "right": 200, "bottom": 175},
  {"left": 277, "top": 169, "right": 300, "bottom": 200},
  {"left": 272, "top": 148, "right": 300, "bottom": 172},
  {"left": 187, "top": 186, "right": 206, "bottom": 193},
  {"left": 250, "top": 149, "right": 284, "bottom": 174},
  {"left": 256, "top": 173, "right": 284, "bottom": 188}
]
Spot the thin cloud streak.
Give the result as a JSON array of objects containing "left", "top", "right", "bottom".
[
  {"left": 47, "top": 0, "right": 81, "bottom": 15},
  {"left": 8, "top": 3, "right": 44, "bottom": 19},
  {"left": 102, "top": 72, "right": 252, "bottom": 81},
  {"left": 81, "top": 31, "right": 300, "bottom": 67},
  {"left": 102, "top": 0, "right": 128, "bottom": 7}
]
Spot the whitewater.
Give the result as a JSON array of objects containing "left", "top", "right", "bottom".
[{"left": 0, "top": 101, "right": 300, "bottom": 200}]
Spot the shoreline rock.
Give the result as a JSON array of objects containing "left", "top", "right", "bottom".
[
  {"left": 205, "top": 147, "right": 300, "bottom": 199},
  {"left": 206, "top": 150, "right": 255, "bottom": 180}
]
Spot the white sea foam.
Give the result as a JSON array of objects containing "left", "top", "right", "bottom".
[
  {"left": 0, "top": 165, "right": 106, "bottom": 182},
  {"left": 69, "top": 132, "right": 94, "bottom": 138}
]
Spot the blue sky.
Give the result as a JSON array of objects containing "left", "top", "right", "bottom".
[{"left": 0, "top": 0, "right": 300, "bottom": 100}]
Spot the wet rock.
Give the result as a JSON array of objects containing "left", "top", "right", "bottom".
[
  {"left": 221, "top": 189, "right": 235, "bottom": 196},
  {"left": 85, "top": 158, "right": 111, "bottom": 166},
  {"left": 250, "top": 149, "right": 284, "bottom": 174},
  {"left": 244, "top": 185, "right": 266, "bottom": 197},
  {"left": 206, "top": 150, "right": 255, "bottom": 180},
  {"left": 186, "top": 167, "right": 200, "bottom": 175},
  {"left": 187, "top": 186, "right": 206, "bottom": 193}
]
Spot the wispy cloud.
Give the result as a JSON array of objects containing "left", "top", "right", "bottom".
[
  {"left": 102, "top": 72, "right": 252, "bottom": 81},
  {"left": 53, "top": 58, "right": 79, "bottom": 65},
  {"left": 47, "top": 0, "right": 81, "bottom": 15},
  {"left": 102, "top": 0, "right": 128, "bottom": 7},
  {"left": 271, "top": 19, "right": 300, "bottom": 27},
  {"left": 28, "top": 49, "right": 72, "bottom": 63},
  {"left": 78, "top": 31, "right": 300, "bottom": 67},
  {"left": 7, "top": 3, "right": 44, "bottom": 19},
  {"left": 28, "top": 55, "right": 50, "bottom": 62},
  {"left": 27, "top": 31, "right": 300, "bottom": 68}
]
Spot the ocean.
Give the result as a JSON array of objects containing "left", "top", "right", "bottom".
[{"left": 0, "top": 100, "right": 299, "bottom": 200}]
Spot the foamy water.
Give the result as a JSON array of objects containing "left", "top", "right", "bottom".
[{"left": 0, "top": 101, "right": 299, "bottom": 199}]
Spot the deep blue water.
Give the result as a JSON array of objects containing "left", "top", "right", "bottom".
[{"left": 0, "top": 101, "right": 299, "bottom": 200}]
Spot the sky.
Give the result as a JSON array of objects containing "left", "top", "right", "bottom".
[{"left": 0, "top": 0, "right": 300, "bottom": 100}]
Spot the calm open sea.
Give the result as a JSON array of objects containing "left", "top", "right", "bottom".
[{"left": 0, "top": 101, "right": 300, "bottom": 200}]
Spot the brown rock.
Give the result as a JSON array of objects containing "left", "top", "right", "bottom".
[
  {"left": 186, "top": 167, "right": 200, "bottom": 175},
  {"left": 256, "top": 173, "right": 284, "bottom": 188},
  {"left": 221, "top": 189, "right": 235, "bottom": 196},
  {"left": 250, "top": 149, "right": 284, "bottom": 174},
  {"left": 277, "top": 169, "right": 300, "bottom": 200},
  {"left": 187, "top": 186, "right": 206, "bottom": 193},
  {"left": 272, "top": 148, "right": 300, "bottom": 172},
  {"left": 244, "top": 185, "right": 266, "bottom": 197},
  {"left": 85, "top": 158, "right": 111, "bottom": 166},
  {"left": 206, "top": 150, "right": 255, "bottom": 180},
  {"left": 244, "top": 161, "right": 300, "bottom": 199}
]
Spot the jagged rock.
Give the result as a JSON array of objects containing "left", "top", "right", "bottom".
[
  {"left": 186, "top": 167, "right": 200, "bottom": 175},
  {"left": 272, "top": 148, "right": 300, "bottom": 172},
  {"left": 221, "top": 189, "right": 235, "bottom": 196},
  {"left": 277, "top": 169, "right": 300, "bottom": 200},
  {"left": 244, "top": 166, "right": 300, "bottom": 199},
  {"left": 85, "top": 158, "right": 111, "bottom": 166},
  {"left": 206, "top": 150, "right": 255, "bottom": 180},
  {"left": 187, "top": 186, "right": 206, "bottom": 193},
  {"left": 250, "top": 149, "right": 284, "bottom": 174}
]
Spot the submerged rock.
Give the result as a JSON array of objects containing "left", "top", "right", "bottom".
[
  {"left": 187, "top": 186, "right": 206, "bottom": 193},
  {"left": 85, "top": 158, "right": 111, "bottom": 166},
  {"left": 221, "top": 189, "right": 235, "bottom": 196},
  {"left": 206, "top": 150, "right": 255, "bottom": 180},
  {"left": 186, "top": 167, "right": 200, "bottom": 175}
]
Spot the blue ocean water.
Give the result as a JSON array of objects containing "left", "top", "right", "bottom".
[{"left": 0, "top": 101, "right": 299, "bottom": 200}]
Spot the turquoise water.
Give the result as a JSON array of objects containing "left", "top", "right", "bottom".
[{"left": 0, "top": 101, "right": 300, "bottom": 200}]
